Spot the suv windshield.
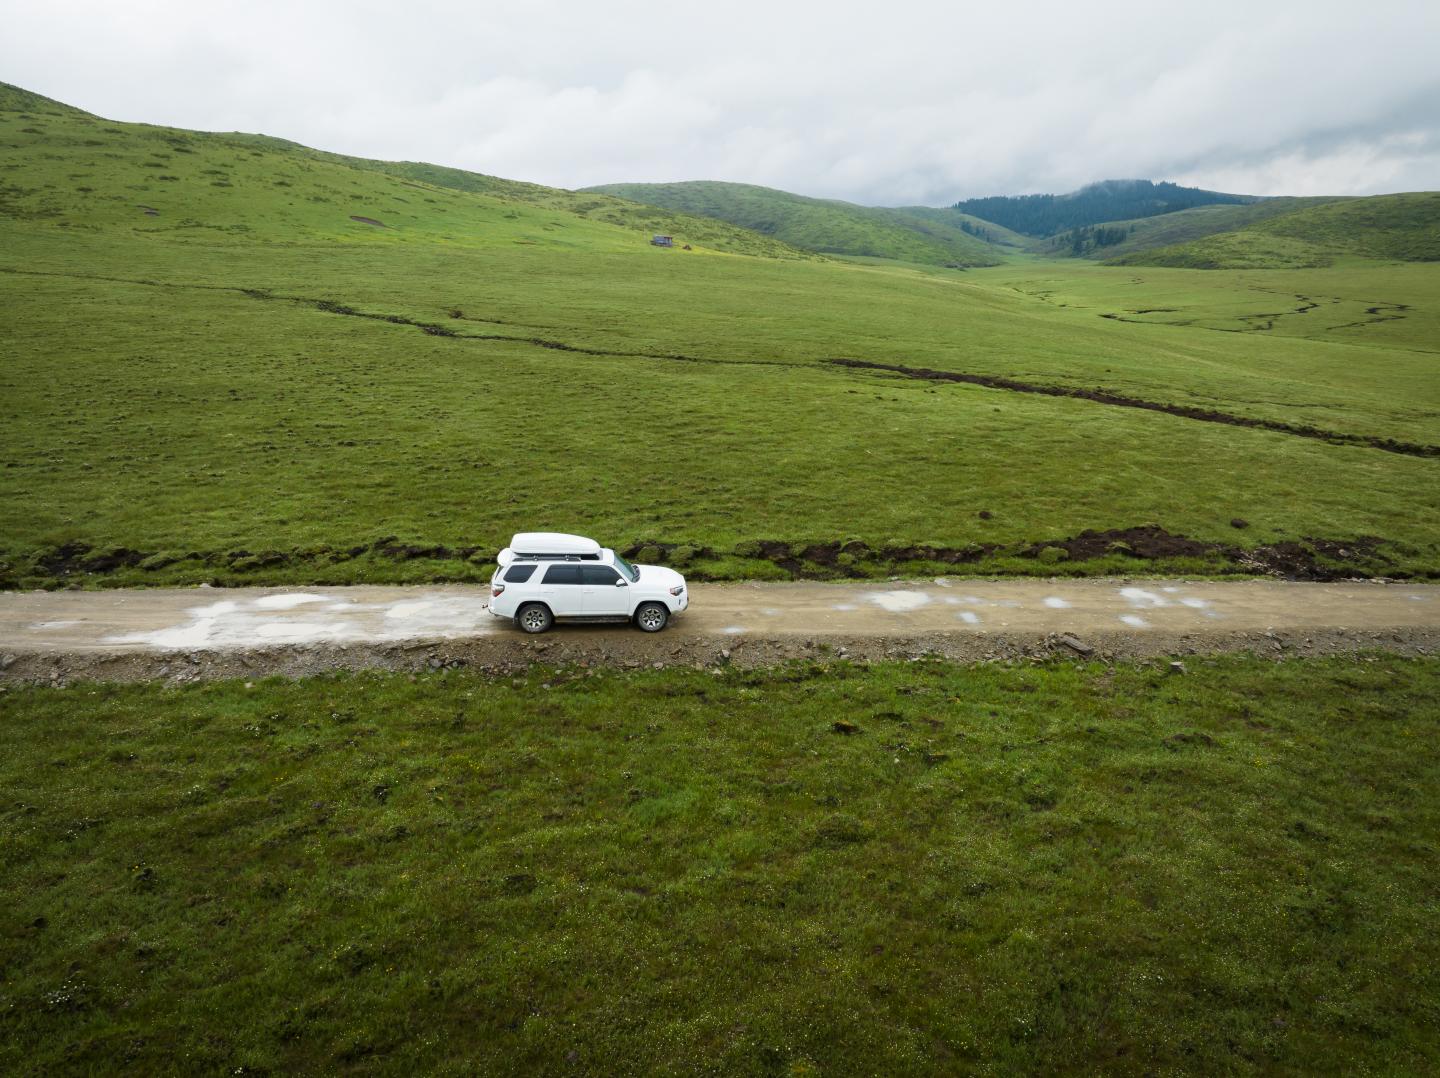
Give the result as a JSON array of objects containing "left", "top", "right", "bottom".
[{"left": 612, "top": 553, "right": 639, "bottom": 582}]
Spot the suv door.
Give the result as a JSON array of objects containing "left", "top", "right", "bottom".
[
  {"left": 539, "top": 563, "right": 584, "bottom": 616},
  {"left": 580, "top": 564, "right": 630, "bottom": 616}
]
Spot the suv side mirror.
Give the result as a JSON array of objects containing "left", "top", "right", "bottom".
[{"left": 615, "top": 579, "right": 628, "bottom": 587}]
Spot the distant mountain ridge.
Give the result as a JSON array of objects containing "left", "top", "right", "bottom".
[{"left": 954, "top": 180, "right": 1255, "bottom": 238}]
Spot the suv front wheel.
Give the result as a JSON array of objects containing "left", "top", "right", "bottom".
[
  {"left": 516, "top": 603, "right": 553, "bottom": 634},
  {"left": 635, "top": 602, "right": 669, "bottom": 633}
]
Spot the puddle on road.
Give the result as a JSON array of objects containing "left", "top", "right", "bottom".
[
  {"left": 867, "top": 591, "right": 932, "bottom": 613},
  {"left": 1043, "top": 597, "right": 1071, "bottom": 609},
  {"left": 103, "top": 593, "right": 497, "bottom": 648},
  {"left": 1119, "top": 587, "right": 1170, "bottom": 608},
  {"left": 253, "top": 593, "right": 329, "bottom": 610},
  {"left": 254, "top": 620, "right": 359, "bottom": 643},
  {"left": 1119, "top": 614, "right": 1150, "bottom": 628},
  {"left": 957, "top": 611, "right": 981, "bottom": 625}
]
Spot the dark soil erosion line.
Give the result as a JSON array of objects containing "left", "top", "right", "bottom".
[
  {"left": 6, "top": 527, "right": 1409, "bottom": 590},
  {"left": 828, "top": 358, "right": 1440, "bottom": 459},
  {"left": 623, "top": 526, "right": 1398, "bottom": 582}
]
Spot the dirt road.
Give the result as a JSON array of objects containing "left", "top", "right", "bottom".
[{"left": 2, "top": 578, "right": 1437, "bottom": 683}]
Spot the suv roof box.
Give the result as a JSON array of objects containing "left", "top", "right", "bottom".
[{"left": 498, "top": 532, "right": 603, "bottom": 566}]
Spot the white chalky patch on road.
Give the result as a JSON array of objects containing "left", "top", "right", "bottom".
[
  {"left": 1180, "top": 597, "right": 1212, "bottom": 608},
  {"left": 1043, "top": 597, "right": 1070, "bottom": 609},
  {"left": 104, "top": 600, "right": 243, "bottom": 648},
  {"left": 832, "top": 603, "right": 857, "bottom": 611},
  {"left": 1162, "top": 587, "right": 1179, "bottom": 593},
  {"left": 934, "top": 577, "right": 952, "bottom": 587},
  {"left": 957, "top": 611, "right": 981, "bottom": 625},
  {"left": 1409, "top": 594, "right": 1430, "bottom": 601},
  {"left": 722, "top": 626, "right": 747, "bottom": 634},
  {"left": 760, "top": 608, "right": 781, "bottom": 617},
  {"left": 253, "top": 593, "right": 329, "bottom": 610},
  {"left": 1120, "top": 587, "right": 1169, "bottom": 608},
  {"left": 255, "top": 621, "right": 357, "bottom": 643},
  {"left": 1119, "top": 614, "right": 1150, "bottom": 628},
  {"left": 867, "top": 591, "right": 932, "bottom": 613},
  {"left": 99, "top": 593, "right": 502, "bottom": 650},
  {"left": 31, "top": 620, "right": 82, "bottom": 630},
  {"left": 385, "top": 600, "right": 444, "bottom": 620},
  {"left": 380, "top": 597, "right": 495, "bottom": 638}
]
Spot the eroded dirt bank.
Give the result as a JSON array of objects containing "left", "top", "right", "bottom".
[{"left": 2, "top": 579, "right": 1436, "bottom": 684}]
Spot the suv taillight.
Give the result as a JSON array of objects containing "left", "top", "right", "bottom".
[
  {"left": 669, "top": 585, "right": 684, "bottom": 596},
  {"left": 492, "top": 584, "right": 505, "bottom": 597}
]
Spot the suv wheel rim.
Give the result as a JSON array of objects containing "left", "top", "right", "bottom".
[
  {"left": 639, "top": 606, "right": 665, "bottom": 631},
  {"left": 522, "top": 608, "right": 547, "bottom": 631}
]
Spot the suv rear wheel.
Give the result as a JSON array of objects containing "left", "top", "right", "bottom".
[
  {"left": 516, "top": 603, "right": 553, "bottom": 634},
  {"left": 635, "top": 602, "right": 669, "bottom": 633}
]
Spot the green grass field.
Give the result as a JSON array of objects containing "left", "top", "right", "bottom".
[
  {"left": 2, "top": 83, "right": 1438, "bottom": 588},
  {"left": 3, "top": 655, "right": 1438, "bottom": 1074}
]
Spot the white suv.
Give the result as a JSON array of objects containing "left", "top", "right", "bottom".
[{"left": 487, "top": 532, "right": 689, "bottom": 633}]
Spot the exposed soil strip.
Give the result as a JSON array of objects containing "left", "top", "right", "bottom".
[
  {"left": 5, "top": 526, "right": 1412, "bottom": 591},
  {"left": 827, "top": 358, "right": 1440, "bottom": 458},
  {"left": 622, "top": 528, "right": 1402, "bottom": 582}
]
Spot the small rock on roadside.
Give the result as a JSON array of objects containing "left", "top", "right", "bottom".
[
  {"left": 832, "top": 719, "right": 860, "bottom": 735},
  {"left": 1057, "top": 635, "right": 1093, "bottom": 656},
  {"left": 1168, "top": 661, "right": 1186, "bottom": 675}
]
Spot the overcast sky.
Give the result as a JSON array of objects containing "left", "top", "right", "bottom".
[{"left": 4, "top": 1, "right": 1438, "bottom": 205}]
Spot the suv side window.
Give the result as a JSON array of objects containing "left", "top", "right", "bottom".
[
  {"left": 542, "top": 564, "right": 583, "bottom": 585},
  {"left": 503, "top": 564, "right": 537, "bottom": 583},
  {"left": 582, "top": 565, "right": 620, "bottom": 585}
]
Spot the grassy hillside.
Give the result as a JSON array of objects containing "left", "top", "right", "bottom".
[
  {"left": 0, "top": 82, "right": 804, "bottom": 259},
  {"left": 253, "top": 141, "right": 816, "bottom": 259},
  {"left": 585, "top": 180, "right": 1005, "bottom": 266},
  {"left": 1112, "top": 192, "right": 1440, "bottom": 269},
  {"left": 2, "top": 85, "right": 1439, "bottom": 586},
  {"left": 1036, "top": 197, "right": 1343, "bottom": 259},
  {"left": 5, "top": 656, "right": 1440, "bottom": 1073}
]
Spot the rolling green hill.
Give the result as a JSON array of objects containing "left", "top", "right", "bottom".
[
  {"left": 0, "top": 82, "right": 806, "bottom": 259},
  {"left": 1036, "top": 197, "right": 1343, "bottom": 259},
  {"left": 584, "top": 180, "right": 1006, "bottom": 266},
  {"left": 1111, "top": 192, "right": 1440, "bottom": 268}
]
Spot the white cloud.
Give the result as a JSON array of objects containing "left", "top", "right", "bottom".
[{"left": 2, "top": 0, "right": 1437, "bottom": 203}]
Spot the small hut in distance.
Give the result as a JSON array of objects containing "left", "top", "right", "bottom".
[{"left": 650, "top": 234, "right": 674, "bottom": 247}]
